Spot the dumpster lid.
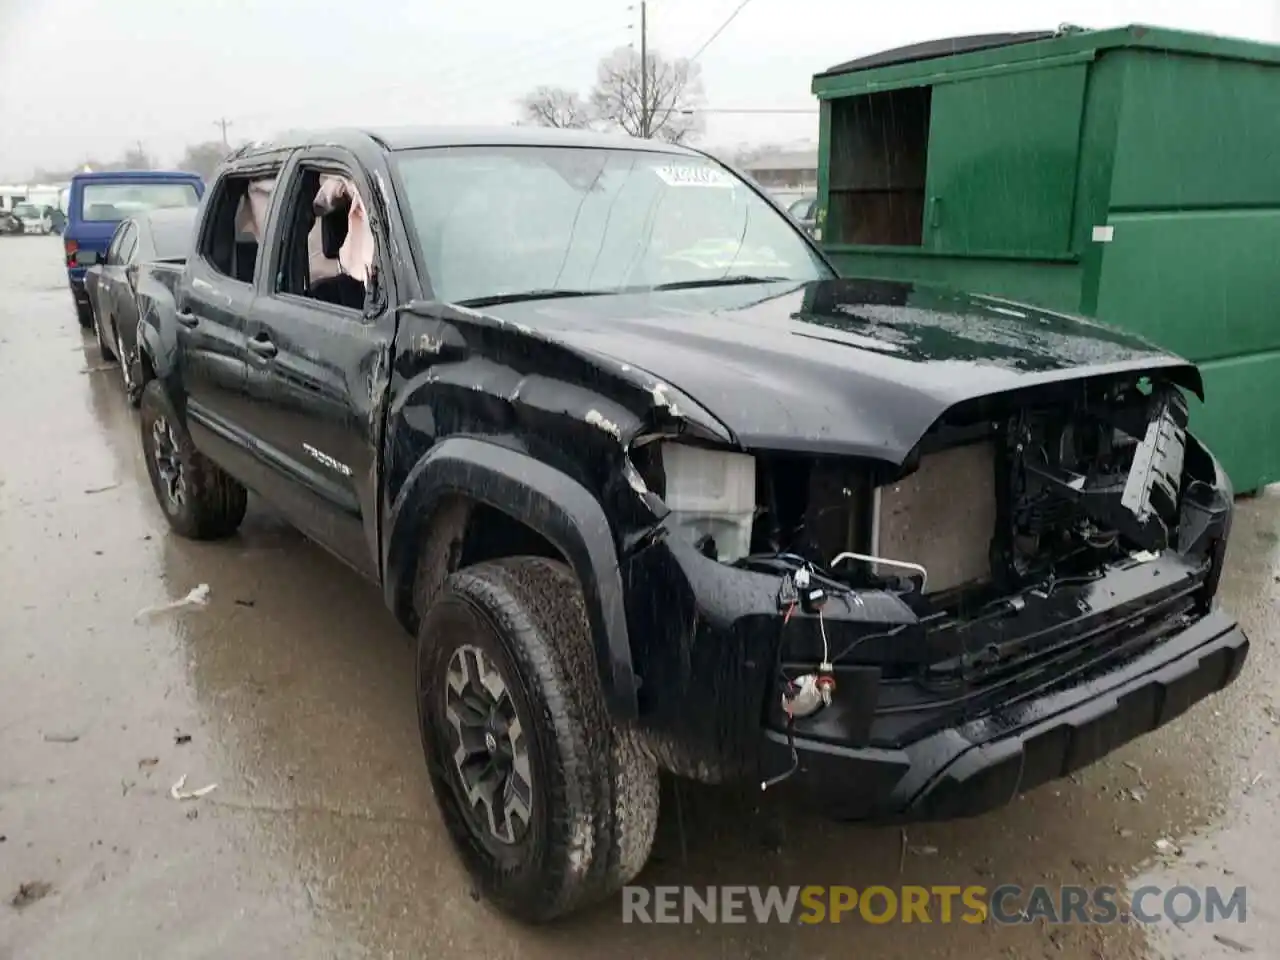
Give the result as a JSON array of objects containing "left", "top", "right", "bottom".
[{"left": 817, "top": 30, "right": 1056, "bottom": 78}]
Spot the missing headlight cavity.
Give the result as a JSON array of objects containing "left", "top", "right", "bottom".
[
  {"left": 746, "top": 453, "right": 880, "bottom": 564},
  {"left": 658, "top": 443, "right": 757, "bottom": 563}
]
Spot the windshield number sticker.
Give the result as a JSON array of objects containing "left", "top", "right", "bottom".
[{"left": 653, "top": 165, "right": 735, "bottom": 188}]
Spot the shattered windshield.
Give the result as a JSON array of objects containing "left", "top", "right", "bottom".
[{"left": 394, "top": 145, "right": 830, "bottom": 304}]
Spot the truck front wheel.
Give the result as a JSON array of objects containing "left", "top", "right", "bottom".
[
  {"left": 139, "top": 381, "right": 247, "bottom": 539},
  {"left": 416, "top": 557, "right": 659, "bottom": 922}
]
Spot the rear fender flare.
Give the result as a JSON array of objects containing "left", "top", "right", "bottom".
[
  {"left": 385, "top": 436, "right": 638, "bottom": 719},
  {"left": 135, "top": 303, "right": 182, "bottom": 398}
]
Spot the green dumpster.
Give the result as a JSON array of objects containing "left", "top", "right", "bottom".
[{"left": 811, "top": 25, "right": 1280, "bottom": 492}]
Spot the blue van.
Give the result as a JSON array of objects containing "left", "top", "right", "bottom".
[{"left": 64, "top": 170, "right": 204, "bottom": 328}]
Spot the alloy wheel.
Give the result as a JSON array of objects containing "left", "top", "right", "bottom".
[
  {"left": 116, "top": 326, "right": 132, "bottom": 392},
  {"left": 150, "top": 415, "right": 185, "bottom": 510},
  {"left": 442, "top": 644, "right": 533, "bottom": 845}
]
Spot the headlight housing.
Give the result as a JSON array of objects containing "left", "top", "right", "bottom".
[{"left": 660, "top": 443, "right": 756, "bottom": 562}]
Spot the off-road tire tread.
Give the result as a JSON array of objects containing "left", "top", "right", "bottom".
[
  {"left": 139, "top": 381, "right": 247, "bottom": 540},
  {"left": 418, "top": 557, "right": 658, "bottom": 922}
]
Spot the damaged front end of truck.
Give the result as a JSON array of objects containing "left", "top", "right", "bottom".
[{"left": 572, "top": 282, "right": 1249, "bottom": 820}]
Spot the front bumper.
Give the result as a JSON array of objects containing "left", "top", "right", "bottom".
[
  {"left": 626, "top": 525, "right": 1244, "bottom": 818},
  {"left": 767, "top": 609, "right": 1247, "bottom": 820}
]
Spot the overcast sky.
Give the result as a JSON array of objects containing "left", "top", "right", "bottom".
[{"left": 2, "top": 0, "right": 1278, "bottom": 179}]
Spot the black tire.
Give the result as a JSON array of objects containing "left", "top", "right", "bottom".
[
  {"left": 417, "top": 557, "right": 658, "bottom": 922},
  {"left": 75, "top": 298, "right": 94, "bottom": 329},
  {"left": 139, "top": 380, "right": 247, "bottom": 539}
]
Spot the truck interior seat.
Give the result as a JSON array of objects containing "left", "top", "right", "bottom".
[
  {"left": 233, "top": 234, "right": 258, "bottom": 284},
  {"left": 310, "top": 205, "right": 365, "bottom": 309}
]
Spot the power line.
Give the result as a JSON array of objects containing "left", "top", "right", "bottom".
[
  {"left": 213, "top": 117, "right": 233, "bottom": 147},
  {"left": 684, "top": 107, "right": 817, "bottom": 114},
  {"left": 689, "top": 0, "right": 756, "bottom": 62},
  {"left": 234, "top": 12, "right": 629, "bottom": 130}
]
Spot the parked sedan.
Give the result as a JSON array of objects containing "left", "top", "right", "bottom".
[
  {"left": 85, "top": 206, "right": 196, "bottom": 404},
  {"left": 786, "top": 193, "right": 818, "bottom": 236},
  {"left": 11, "top": 202, "right": 53, "bottom": 234}
]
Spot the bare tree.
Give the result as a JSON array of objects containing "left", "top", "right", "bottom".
[
  {"left": 178, "top": 141, "right": 234, "bottom": 181},
  {"left": 120, "top": 147, "right": 153, "bottom": 170},
  {"left": 589, "top": 47, "right": 704, "bottom": 144},
  {"left": 519, "top": 86, "right": 594, "bottom": 130}
]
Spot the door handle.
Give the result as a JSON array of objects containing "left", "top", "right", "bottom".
[
  {"left": 176, "top": 310, "right": 199, "bottom": 329},
  {"left": 247, "top": 335, "right": 278, "bottom": 360}
]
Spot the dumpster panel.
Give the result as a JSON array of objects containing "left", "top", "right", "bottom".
[
  {"left": 1110, "top": 51, "right": 1280, "bottom": 210},
  {"left": 1095, "top": 209, "right": 1280, "bottom": 362},
  {"left": 1189, "top": 355, "right": 1280, "bottom": 493},
  {"left": 922, "top": 63, "right": 1087, "bottom": 257}
]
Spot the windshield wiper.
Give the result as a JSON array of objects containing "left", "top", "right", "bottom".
[
  {"left": 456, "top": 288, "right": 602, "bottom": 308},
  {"left": 650, "top": 275, "right": 795, "bottom": 291}
]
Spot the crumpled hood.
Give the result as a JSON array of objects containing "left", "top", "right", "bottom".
[{"left": 481, "top": 278, "right": 1200, "bottom": 463}]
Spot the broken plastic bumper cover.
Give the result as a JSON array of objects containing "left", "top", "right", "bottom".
[
  {"left": 765, "top": 608, "right": 1247, "bottom": 820},
  {"left": 629, "top": 535, "right": 1240, "bottom": 810}
]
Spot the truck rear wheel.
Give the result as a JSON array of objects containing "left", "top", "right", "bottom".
[
  {"left": 416, "top": 557, "right": 659, "bottom": 922},
  {"left": 139, "top": 381, "right": 247, "bottom": 539},
  {"left": 75, "top": 299, "right": 94, "bottom": 329}
]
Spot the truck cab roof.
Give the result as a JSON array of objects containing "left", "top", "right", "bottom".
[{"left": 230, "top": 125, "right": 700, "bottom": 162}]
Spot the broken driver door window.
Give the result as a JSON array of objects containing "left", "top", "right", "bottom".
[{"left": 274, "top": 167, "right": 378, "bottom": 314}]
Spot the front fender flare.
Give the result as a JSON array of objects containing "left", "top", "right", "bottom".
[{"left": 385, "top": 437, "right": 638, "bottom": 720}]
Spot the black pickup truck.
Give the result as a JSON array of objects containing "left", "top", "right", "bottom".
[{"left": 135, "top": 126, "right": 1247, "bottom": 922}]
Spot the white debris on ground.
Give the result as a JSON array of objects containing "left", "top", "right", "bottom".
[
  {"left": 170, "top": 774, "right": 218, "bottom": 801},
  {"left": 134, "top": 584, "right": 211, "bottom": 622}
]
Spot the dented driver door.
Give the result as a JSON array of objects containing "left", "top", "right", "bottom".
[{"left": 241, "top": 149, "right": 393, "bottom": 580}]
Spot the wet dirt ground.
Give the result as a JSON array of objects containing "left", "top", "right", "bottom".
[{"left": 1, "top": 236, "right": 1278, "bottom": 960}]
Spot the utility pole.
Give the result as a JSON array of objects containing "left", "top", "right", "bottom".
[
  {"left": 639, "top": 0, "right": 648, "bottom": 138},
  {"left": 213, "top": 117, "right": 233, "bottom": 147}
]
